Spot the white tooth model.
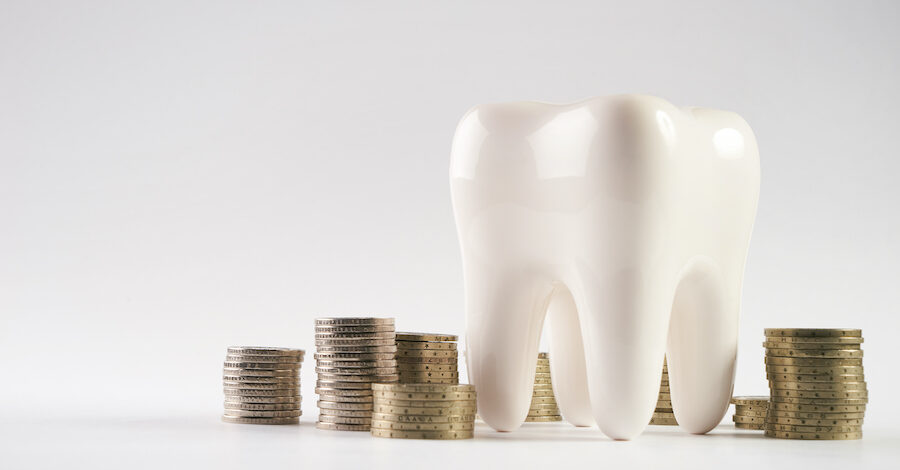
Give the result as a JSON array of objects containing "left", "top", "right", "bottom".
[{"left": 450, "top": 95, "right": 760, "bottom": 440}]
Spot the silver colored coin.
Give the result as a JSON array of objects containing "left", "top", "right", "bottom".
[
  {"left": 223, "top": 388, "right": 300, "bottom": 397},
  {"left": 370, "top": 412, "right": 474, "bottom": 423},
  {"left": 317, "top": 401, "right": 374, "bottom": 411},
  {"left": 395, "top": 332, "right": 459, "bottom": 342},
  {"left": 227, "top": 347, "right": 304, "bottom": 357},
  {"left": 314, "top": 352, "right": 396, "bottom": 361},
  {"left": 224, "top": 402, "right": 301, "bottom": 411},
  {"left": 222, "top": 368, "right": 299, "bottom": 377},
  {"left": 318, "top": 408, "right": 373, "bottom": 418},
  {"left": 315, "top": 317, "right": 395, "bottom": 325},
  {"left": 315, "top": 421, "right": 371, "bottom": 431},
  {"left": 317, "top": 373, "right": 400, "bottom": 382},
  {"left": 317, "top": 414, "right": 372, "bottom": 425},
  {"left": 222, "top": 362, "right": 302, "bottom": 370},
  {"left": 222, "top": 375, "right": 299, "bottom": 384},
  {"left": 223, "top": 410, "right": 303, "bottom": 418},
  {"left": 395, "top": 342, "right": 457, "bottom": 350},
  {"left": 316, "top": 345, "right": 398, "bottom": 353},
  {"left": 315, "top": 387, "right": 374, "bottom": 396},
  {"left": 315, "top": 367, "right": 398, "bottom": 375},
  {"left": 315, "top": 325, "right": 395, "bottom": 334},
  {"left": 225, "top": 396, "right": 301, "bottom": 404},
  {"left": 222, "top": 416, "right": 299, "bottom": 425},
  {"left": 317, "top": 380, "right": 396, "bottom": 390},
  {"left": 225, "top": 355, "right": 301, "bottom": 364},
  {"left": 315, "top": 331, "right": 396, "bottom": 339},
  {"left": 315, "top": 338, "right": 396, "bottom": 347},
  {"left": 315, "top": 394, "right": 374, "bottom": 403},
  {"left": 396, "top": 349, "right": 457, "bottom": 358},
  {"left": 223, "top": 380, "right": 300, "bottom": 390}
]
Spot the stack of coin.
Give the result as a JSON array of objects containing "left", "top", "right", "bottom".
[
  {"left": 526, "top": 352, "right": 562, "bottom": 422},
  {"left": 222, "top": 346, "right": 304, "bottom": 425},
  {"left": 371, "top": 383, "right": 476, "bottom": 439},
  {"left": 764, "top": 328, "right": 866, "bottom": 440},
  {"left": 650, "top": 358, "right": 677, "bottom": 425},
  {"left": 395, "top": 332, "right": 459, "bottom": 384},
  {"left": 731, "top": 396, "right": 769, "bottom": 430},
  {"left": 314, "top": 317, "right": 398, "bottom": 431}
]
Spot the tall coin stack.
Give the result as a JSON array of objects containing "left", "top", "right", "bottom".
[
  {"left": 395, "top": 332, "right": 459, "bottom": 384},
  {"left": 764, "top": 328, "right": 866, "bottom": 440},
  {"left": 314, "top": 317, "right": 398, "bottom": 431},
  {"left": 222, "top": 347, "right": 304, "bottom": 425},
  {"left": 526, "top": 352, "right": 562, "bottom": 422},
  {"left": 731, "top": 396, "right": 769, "bottom": 430},
  {"left": 371, "top": 383, "right": 477, "bottom": 439},
  {"left": 650, "top": 358, "right": 677, "bottom": 425}
]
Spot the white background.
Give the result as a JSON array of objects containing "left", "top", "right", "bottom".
[{"left": 1, "top": 1, "right": 899, "bottom": 468}]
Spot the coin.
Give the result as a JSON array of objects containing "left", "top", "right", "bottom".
[
  {"left": 769, "top": 381, "right": 867, "bottom": 391},
  {"left": 770, "top": 396, "right": 867, "bottom": 405},
  {"left": 316, "top": 360, "right": 398, "bottom": 369},
  {"left": 222, "top": 362, "right": 301, "bottom": 370},
  {"left": 317, "top": 415, "right": 372, "bottom": 425},
  {"left": 399, "top": 371, "right": 459, "bottom": 379},
  {"left": 315, "top": 367, "right": 398, "bottom": 375},
  {"left": 532, "top": 390, "right": 556, "bottom": 397},
  {"left": 315, "top": 422, "right": 371, "bottom": 431},
  {"left": 317, "top": 373, "right": 399, "bottom": 382},
  {"left": 396, "top": 363, "right": 457, "bottom": 372},
  {"left": 222, "top": 368, "right": 299, "bottom": 377},
  {"left": 397, "top": 356, "right": 458, "bottom": 364},
  {"left": 734, "top": 423, "right": 764, "bottom": 430},
  {"left": 396, "top": 349, "right": 457, "bottom": 358},
  {"left": 764, "top": 364, "right": 864, "bottom": 374},
  {"left": 317, "top": 401, "right": 374, "bottom": 410},
  {"left": 315, "top": 339, "right": 396, "bottom": 348},
  {"left": 224, "top": 388, "right": 299, "bottom": 397},
  {"left": 527, "top": 408, "right": 561, "bottom": 416},
  {"left": 764, "top": 336, "right": 863, "bottom": 344},
  {"left": 769, "top": 402, "right": 866, "bottom": 412},
  {"left": 764, "top": 328, "right": 861, "bottom": 338},
  {"left": 372, "top": 383, "right": 474, "bottom": 393},
  {"left": 224, "top": 402, "right": 301, "bottom": 411},
  {"left": 373, "top": 391, "right": 476, "bottom": 401},
  {"left": 734, "top": 409, "right": 767, "bottom": 418},
  {"left": 733, "top": 415, "right": 766, "bottom": 424},
  {"left": 530, "top": 397, "right": 559, "bottom": 405},
  {"left": 227, "top": 347, "right": 304, "bottom": 357},
  {"left": 766, "top": 422, "right": 861, "bottom": 433},
  {"left": 767, "top": 417, "right": 863, "bottom": 426},
  {"left": 768, "top": 410, "right": 865, "bottom": 419},
  {"left": 526, "top": 415, "right": 564, "bottom": 422},
  {"left": 223, "top": 410, "right": 303, "bottom": 418},
  {"left": 395, "top": 332, "right": 458, "bottom": 342},
  {"left": 318, "top": 408, "right": 373, "bottom": 418},
  {"left": 762, "top": 341, "right": 861, "bottom": 350},
  {"left": 370, "top": 428, "right": 473, "bottom": 440},
  {"left": 769, "top": 389, "right": 868, "bottom": 399},
  {"left": 222, "top": 416, "right": 299, "bottom": 425},
  {"left": 316, "top": 345, "right": 398, "bottom": 353},
  {"left": 315, "top": 317, "right": 395, "bottom": 325},
  {"left": 765, "top": 349, "right": 863, "bottom": 359},
  {"left": 370, "top": 420, "right": 474, "bottom": 431},
  {"left": 656, "top": 400, "right": 672, "bottom": 408},
  {"left": 371, "top": 412, "right": 475, "bottom": 423},
  {"left": 315, "top": 331, "right": 396, "bottom": 339},
  {"left": 225, "top": 355, "right": 301, "bottom": 364},
  {"left": 764, "top": 357, "right": 862, "bottom": 367},
  {"left": 314, "top": 352, "right": 396, "bottom": 361},
  {"left": 534, "top": 366, "right": 551, "bottom": 374},
  {"left": 373, "top": 404, "right": 477, "bottom": 416},
  {"left": 766, "top": 373, "right": 865, "bottom": 383},
  {"left": 731, "top": 396, "right": 769, "bottom": 405},
  {"left": 395, "top": 342, "right": 457, "bottom": 350},
  {"left": 315, "top": 394, "right": 373, "bottom": 403},
  {"left": 315, "top": 387, "right": 373, "bottom": 396},
  {"left": 316, "top": 380, "right": 388, "bottom": 390},
  {"left": 371, "top": 398, "right": 477, "bottom": 409},
  {"left": 224, "top": 396, "right": 301, "bottom": 404},
  {"left": 315, "top": 326, "right": 395, "bottom": 334}
]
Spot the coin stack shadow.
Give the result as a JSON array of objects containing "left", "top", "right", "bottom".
[
  {"left": 526, "top": 352, "right": 562, "bottom": 422},
  {"left": 396, "top": 332, "right": 459, "bottom": 384},
  {"left": 764, "top": 328, "right": 866, "bottom": 440},
  {"left": 314, "top": 317, "right": 398, "bottom": 431},
  {"left": 650, "top": 358, "right": 677, "bottom": 425},
  {"left": 222, "top": 347, "right": 304, "bottom": 425},
  {"left": 731, "top": 396, "right": 769, "bottom": 430},
  {"left": 371, "top": 383, "right": 477, "bottom": 439}
]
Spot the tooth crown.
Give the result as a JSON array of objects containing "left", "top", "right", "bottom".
[{"left": 450, "top": 94, "right": 759, "bottom": 439}]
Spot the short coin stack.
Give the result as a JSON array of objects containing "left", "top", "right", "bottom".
[
  {"left": 526, "top": 352, "right": 562, "bottom": 422},
  {"left": 371, "top": 383, "right": 477, "bottom": 439},
  {"left": 650, "top": 358, "right": 677, "bottom": 425},
  {"left": 222, "top": 347, "right": 304, "bottom": 425},
  {"left": 731, "top": 396, "right": 769, "bottom": 430},
  {"left": 314, "top": 317, "right": 399, "bottom": 431},
  {"left": 764, "top": 328, "right": 866, "bottom": 440},
  {"left": 395, "top": 332, "right": 459, "bottom": 384}
]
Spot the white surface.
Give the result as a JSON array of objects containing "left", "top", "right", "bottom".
[
  {"left": 2, "top": 413, "right": 896, "bottom": 469},
  {"left": 1, "top": 0, "right": 899, "bottom": 465},
  {"left": 451, "top": 95, "right": 759, "bottom": 437}
]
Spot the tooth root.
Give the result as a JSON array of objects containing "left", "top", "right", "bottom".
[
  {"left": 571, "top": 270, "right": 670, "bottom": 440},
  {"left": 667, "top": 258, "right": 739, "bottom": 434},
  {"left": 547, "top": 286, "right": 594, "bottom": 427},
  {"left": 465, "top": 267, "right": 552, "bottom": 432}
]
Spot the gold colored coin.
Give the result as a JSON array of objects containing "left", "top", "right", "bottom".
[
  {"left": 396, "top": 349, "right": 458, "bottom": 358},
  {"left": 370, "top": 427, "right": 474, "bottom": 439},
  {"left": 395, "top": 341, "right": 457, "bottom": 350},
  {"left": 316, "top": 360, "right": 398, "bottom": 369},
  {"left": 762, "top": 341, "right": 861, "bottom": 350},
  {"left": 527, "top": 408, "right": 560, "bottom": 416},
  {"left": 396, "top": 363, "right": 458, "bottom": 372},
  {"left": 764, "top": 328, "right": 861, "bottom": 338},
  {"left": 370, "top": 420, "right": 474, "bottom": 431},
  {"left": 733, "top": 403, "right": 768, "bottom": 412},
  {"left": 395, "top": 332, "right": 459, "bottom": 342},
  {"left": 404, "top": 378, "right": 460, "bottom": 384},
  {"left": 397, "top": 356, "right": 458, "bottom": 364},
  {"left": 372, "top": 383, "right": 474, "bottom": 393},
  {"left": 769, "top": 402, "right": 866, "bottom": 412},
  {"left": 768, "top": 410, "right": 865, "bottom": 419},
  {"left": 372, "top": 404, "right": 477, "bottom": 416},
  {"left": 764, "top": 364, "right": 864, "bottom": 374},
  {"left": 526, "top": 415, "right": 563, "bottom": 422},
  {"left": 373, "top": 390, "right": 476, "bottom": 401},
  {"left": 538, "top": 352, "right": 549, "bottom": 359},
  {"left": 769, "top": 389, "right": 868, "bottom": 399},
  {"left": 734, "top": 409, "right": 767, "bottom": 418},
  {"left": 733, "top": 415, "right": 766, "bottom": 424},
  {"left": 764, "top": 336, "right": 863, "bottom": 344},
  {"left": 650, "top": 416, "right": 678, "bottom": 425},
  {"left": 734, "top": 423, "right": 764, "bottom": 430},
  {"left": 530, "top": 397, "right": 559, "bottom": 405},
  {"left": 317, "top": 415, "right": 372, "bottom": 425},
  {"left": 222, "top": 416, "right": 299, "bottom": 425},
  {"left": 770, "top": 395, "right": 867, "bottom": 405},
  {"left": 315, "top": 421, "right": 371, "bottom": 431},
  {"left": 398, "top": 371, "right": 459, "bottom": 379},
  {"left": 531, "top": 390, "right": 556, "bottom": 397},
  {"left": 765, "top": 349, "right": 863, "bottom": 359},
  {"left": 766, "top": 374, "right": 865, "bottom": 384},
  {"left": 764, "top": 357, "right": 862, "bottom": 367},
  {"left": 768, "top": 417, "right": 863, "bottom": 426},
  {"left": 769, "top": 381, "right": 867, "bottom": 391},
  {"left": 766, "top": 423, "right": 861, "bottom": 433},
  {"left": 656, "top": 400, "right": 672, "bottom": 408},
  {"left": 371, "top": 412, "right": 474, "bottom": 423}
]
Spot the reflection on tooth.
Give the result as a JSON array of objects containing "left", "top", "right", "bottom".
[{"left": 451, "top": 94, "right": 760, "bottom": 440}]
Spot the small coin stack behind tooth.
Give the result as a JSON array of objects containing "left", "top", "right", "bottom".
[
  {"left": 731, "top": 396, "right": 769, "bottom": 430},
  {"left": 314, "top": 317, "right": 398, "bottom": 431},
  {"left": 650, "top": 358, "right": 677, "bottom": 425},
  {"left": 763, "top": 328, "right": 866, "bottom": 440},
  {"left": 526, "top": 352, "right": 562, "bottom": 422},
  {"left": 222, "top": 346, "right": 304, "bottom": 425},
  {"left": 371, "top": 383, "right": 476, "bottom": 440},
  {"left": 395, "top": 332, "right": 459, "bottom": 384}
]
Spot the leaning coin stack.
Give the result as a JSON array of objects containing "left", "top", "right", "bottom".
[
  {"left": 395, "top": 332, "right": 459, "bottom": 384},
  {"left": 764, "top": 328, "right": 866, "bottom": 440},
  {"left": 731, "top": 396, "right": 769, "bottom": 430},
  {"left": 526, "top": 352, "right": 562, "bottom": 422},
  {"left": 650, "top": 358, "right": 677, "bottom": 425},
  {"left": 314, "top": 317, "right": 398, "bottom": 431},
  {"left": 222, "top": 346, "right": 304, "bottom": 425},
  {"left": 371, "top": 383, "right": 477, "bottom": 439}
]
